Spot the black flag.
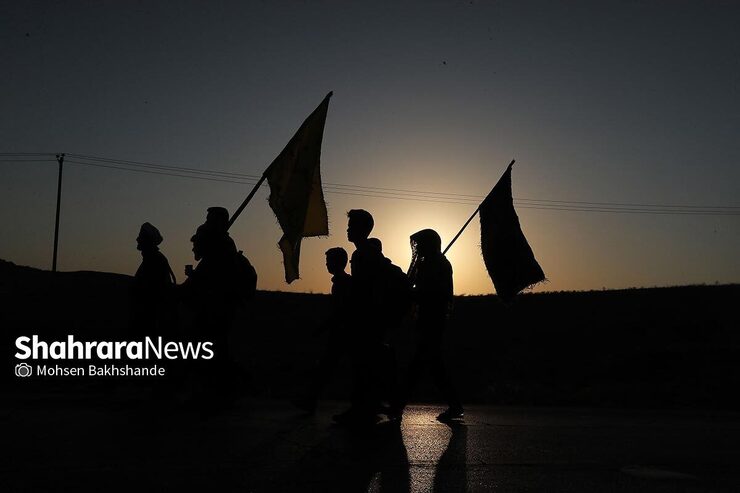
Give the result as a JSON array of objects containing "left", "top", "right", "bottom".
[{"left": 479, "top": 162, "right": 545, "bottom": 301}]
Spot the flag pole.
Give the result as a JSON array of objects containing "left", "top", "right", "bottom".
[
  {"left": 442, "top": 206, "right": 480, "bottom": 255},
  {"left": 442, "top": 159, "right": 515, "bottom": 255},
  {"left": 227, "top": 174, "right": 267, "bottom": 230}
]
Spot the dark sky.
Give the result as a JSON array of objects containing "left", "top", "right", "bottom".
[{"left": 2, "top": 0, "right": 739, "bottom": 294}]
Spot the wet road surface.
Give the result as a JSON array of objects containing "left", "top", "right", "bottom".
[{"left": 3, "top": 395, "right": 739, "bottom": 492}]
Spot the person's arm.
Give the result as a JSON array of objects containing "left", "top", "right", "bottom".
[{"left": 163, "top": 261, "right": 176, "bottom": 285}]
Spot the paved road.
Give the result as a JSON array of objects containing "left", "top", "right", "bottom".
[{"left": 3, "top": 394, "right": 740, "bottom": 492}]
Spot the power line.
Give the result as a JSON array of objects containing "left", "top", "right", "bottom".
[
  {"left": 66, "top": 153, "right": 740, "bottom": 211},
  {"left": 3, "top": 152, "right": 740, "bottom": 215},
  {"left": 0, "top": 152, "right": 58, "bottom": 157},
  {"left": 66, "top": 159, "right": 260, "bottom": 186},
  {"left": 65, "top": 153, "right": 493, "bottom": 200},
  {"left": 62, "top": 159, "right": 739, "bottom": 215},
  {"left": 63, "top": 159, "right": 494, "bottom": 206},
  {"left": 67, "top": 152, "right": 487, "bottom": 198},
  {"left": 68, "top": 153, "right": 260, "bottom": 180},
  {"left": 8, "top": 155, "right": 740, "bottom": 214}
]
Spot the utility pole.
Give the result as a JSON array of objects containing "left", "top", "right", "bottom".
[{"left": 52, "top": 153, "right": 64, "bottom": 272}]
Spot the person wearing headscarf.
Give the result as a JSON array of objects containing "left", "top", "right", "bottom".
[
  {"left": 399, "top": 228, "right": 463, "bottom": 422},
  {"left": 131, "top": 222, "right": 176, "bottom": 337}
]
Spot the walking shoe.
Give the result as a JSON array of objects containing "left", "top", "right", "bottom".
[{"left": 384, "top": 405, "right": 403, "bottom": 423}]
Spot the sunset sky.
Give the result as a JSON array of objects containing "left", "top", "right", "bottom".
[{"left": 2, "top": 1, "right": 739, "bottom": 295}]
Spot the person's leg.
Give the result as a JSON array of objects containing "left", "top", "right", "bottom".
[
  {"left": 196, "top": 308, "right": 237, "bottom": 415},
  {"left": 426, "top": 327, "right": 463, "bottom": 420},
  {"left": 429, "top": 342, "right": 462, "bottom": 411},
  {"left": 359, "top": 341, "right": 383, "bottom": 413},
  {"left": 334, "top": 340, "right": 379, "bottom": 425},
  {"left": 381, "top": 343, "right": 401, "bottom": 410},
  {"left": 301, "top": 336, "right": 343, "bottom": 409},
  {"left": 398, "top": 331, "right": 433, "bottom": 415}
]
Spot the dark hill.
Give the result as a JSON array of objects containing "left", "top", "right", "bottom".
[{"left": 3, "top": 259, "right": 739, "bottom": 408}]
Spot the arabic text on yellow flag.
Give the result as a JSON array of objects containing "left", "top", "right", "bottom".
[{"left": 265, "top": 92, "right": 331, "bottom": 283}]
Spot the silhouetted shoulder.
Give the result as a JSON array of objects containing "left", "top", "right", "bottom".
[
  {"left": 350, "top": 242, "right": 384, "bottom": 278},
  {"left": 331, "top": 271, "right": 352, "bottom": 296}
]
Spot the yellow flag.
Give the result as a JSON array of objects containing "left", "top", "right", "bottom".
[{"left": 265, "top": 92, "right": 331, "bottom": 283}]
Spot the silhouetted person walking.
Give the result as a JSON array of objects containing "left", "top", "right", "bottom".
[
  {"left": 400, "top": 228, "right": 463, "bottom": 422},
  {"left": 333, "top": 209, "right": 385, "bottom": 425},
  {"left": 367, "top": 236, "right": 411, "bottom": 420},
  {"left": 182, "top": 224, "right": 236, "bottom": 333},
  {"left": 182, "top": 207, "right": 254, "bottom": 341},
  {"left": 181, "top": 207, "right": 254, "bottom": 411},
  {"left": 294, "top": 247, "right": 354, "bottom": 413},
  {"left": 205, "top": 206, "right": 238, "bottom": 258},
  {"left": 131, "top": 222, "right": 176, "bottom": 337}
]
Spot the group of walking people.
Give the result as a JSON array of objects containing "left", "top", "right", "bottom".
[
  {"left": 131, "top": 206, "right": 255, "bottom": 339},
  {"left": 130, "top": 206, "right": 462, "bottom": 423},
  {"left": 296, "top": 209, "right": 463, "bottom": 425},
  {"left": 130, "top": 206, "right": 256, "bottom": 405}
]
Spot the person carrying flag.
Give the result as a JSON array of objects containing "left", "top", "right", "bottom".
[{"left": 398, "top": 228, "right": 463, "bottom": 422}]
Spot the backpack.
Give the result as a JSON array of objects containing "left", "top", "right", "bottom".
[
  {"left": 377, "top": 259, "right": 413, "bottom": 326},
  {"left": 232, "top": 251, "right": 258, "bottom": 302}
]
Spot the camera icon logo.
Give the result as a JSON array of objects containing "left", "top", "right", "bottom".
[{"left": 15, "top": 363, "right": 32, "bottom": 378}]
